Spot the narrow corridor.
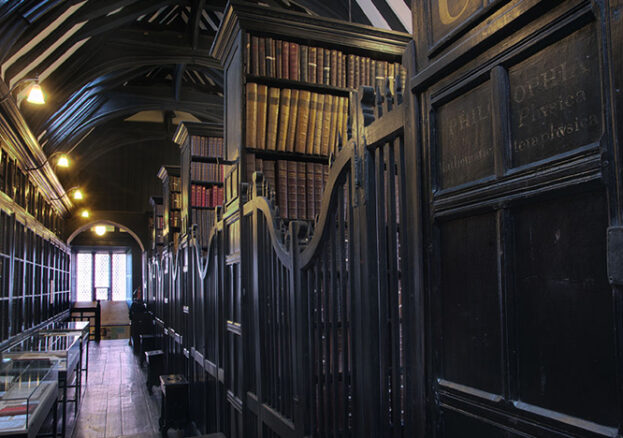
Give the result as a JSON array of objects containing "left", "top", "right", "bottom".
[{"left": 72, "top": 340, "right": 164, "bottom": 438}]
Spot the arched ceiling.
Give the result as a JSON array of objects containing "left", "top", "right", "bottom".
[{"left": 0, "top": 0, "right": 411, "bottom": 213}]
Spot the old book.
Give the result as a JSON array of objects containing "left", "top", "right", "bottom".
[
  {"left": 282, "top": 41, "right": 290, "bottom": 80},
  {"left": 312, "top": 93, "right": 325, "bottom": 155},
  {"left": 251, "top": 35, "right": 260, "bottom": 75},
  {"left": 276, "top": 88, "right": 291, "bottom": 152},
  {"left": 306, "top": 162, "right": 314, "bottom": 220},
  {"left": 341, "top": 53, "right": 346, "bottom": 88},
  {"left": 297, "top": 161, "right": 306, "bottom": 220},
  {"left": 266, "top": 87, "right": 280, "bottom": 151},
  {"left": 245, "top": 33, "right": 251, "bottom": 74},
  {"left": 323, "top": 49, "right": 331, "bottom": 85},
  {"left": 265, "top": 37, "right": 274, "bottom": 77},
  {"left": 245, "top": 82, "right": 258, "bottom": 149},
  {"left": 285, "top": 89, "right": 299, "bottom": 152},
  {"left": 300, "top": 45, "right": 308, "bottom": 82},
  {"left": 347, "top": 54, "right": 355, "bottom": 88},
  {"left": 295, "top": 90, "right": 312, "bottom": 154},
  {"left": 256, "top": 84, "right": 268, "bottom": 149},
  {"left": 287, "top": 160, "right": 297, "bottom": 218},
  {"left": 330, "top": 49, "right": 338, "bottom": 86},
  {"left": 370, "top": 59, "right": 377, "bottom": 88},
  {"left": 306, "top": 92, "right": 318, "bottom": 155},
  {"left": 321, "top": 94, "right": 333, "bottom": 156},
  {"left": 354, "top": 55, "right": 361, "bottom": 89},
  {"left": 308, "top": 47, "right": 317, "bottom": 84},
  {"left": 275, "top": 40, "right": 282, "bottom": 78},
  {"left": 316, "top": 46, "right": 324, "bottom": 84},
  {"left": 289, "top": 42, "right": 299, "bottom": 81},
  {"left": 277, "top": 160, "right": 288, "bottom": 217},
  {"left": 246, "top": 153, "right": 255, "bottom": 182},
  {"left": 258, "top": 36, "right": 266, "bottom": 76}
]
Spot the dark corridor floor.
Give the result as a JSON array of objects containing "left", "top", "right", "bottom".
[{"left": 71, "top": 339, "right": 180, "bottom": 438}]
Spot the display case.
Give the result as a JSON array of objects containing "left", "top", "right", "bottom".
[
  {"left": 39, "top": 320, "right": 90, "bottom": 378},
  {"left": 1, "top": 335, "right": 81, "bottom": 375},
  {"left": 0, "top": 358, "right": 58, "bottom": 437}
]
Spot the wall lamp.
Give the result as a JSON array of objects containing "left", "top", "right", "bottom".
[
  {"left": 0, "top": 75, "right": 45, "bottom": 105},
  {"left": 80, "top": 209, "right": 90, "bottom": 218},
  {"left": 50, "top": 186, "right": 84, "bottom": 201},
  {"left": 25, "top": 152, "right": 70, "bottom": 172}
]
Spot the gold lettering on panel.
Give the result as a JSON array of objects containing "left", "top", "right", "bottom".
[{"left": 438, "top": 0, "right": 471, "bottom": 25}]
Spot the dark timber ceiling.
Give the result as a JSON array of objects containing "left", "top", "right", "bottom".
[{"left": 0, "top": 0, "right": 411, "bottom": 214}]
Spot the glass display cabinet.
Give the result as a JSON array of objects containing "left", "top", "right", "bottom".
[
  {"left": 0, "top": 358, "right": 58, "bottom": 437},
  {"left": 40, "top": 321, "right": 90, "bottom": 380},
  {"left": 1, "top": 334, "right": 82, "bottom": 438}
]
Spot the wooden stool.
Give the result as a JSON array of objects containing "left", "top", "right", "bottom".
[
  {"left": 145, "top": 350, "right": 164, "bottom": 394},
  {"left": 158, "top": 374, "right": 189, "bottom": 436}
]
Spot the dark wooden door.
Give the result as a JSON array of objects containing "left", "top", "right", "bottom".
[{"left": 409, "top": 1, "right": 623, "bottom": 436}]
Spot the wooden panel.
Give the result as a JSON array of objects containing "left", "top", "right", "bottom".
[
  {"left": 509, "top": 23, "right": 601, "bottom": 167},
  {"left": 428, "top": 0, "right": 486, "bottom": 48},
  {"left": 438, "top": 211, "right": 502, "bottom": 395},
  {"left": 436, "top": 81, "right": 494, "bottom": 189},
  {"left": 441, "top": 409, "right": 507, "bottom": 438},
  {"left": 513, "top": 189, "right": 617, "bottom": 427}
]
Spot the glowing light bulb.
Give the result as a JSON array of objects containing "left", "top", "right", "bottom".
[
  {"left": 56, "top": 155, "right": 69, "bottom": 168},
  {"left": 72, "top": 189, "right": 83, "bottom": 200},
  {"left": 94, "top": 225, "right": 106, "bottom": 236},
  {"left": 80, "top": 210, "right": 89, "bottom": 218},
  {"left": 26, "top": 84, "right": 45, "bottom": 105}
]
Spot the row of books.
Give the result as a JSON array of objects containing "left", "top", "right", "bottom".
[
  {"left": 191, "top": 185, "right": 224, "bottom": 208},
  {"left": 170, "top": 192, "right": 181, "bottom": 210},
  {"left": 170, "top": 211, "right": 181, "bottom": 229},
  {"left": 169, "top": 176, "right": 181, "bottom": 192},
  {"left": 190, "top": 136, "right": 224, "bottom": 158},
  {"left": 155, "top": 216, "right": 164, "bottom": 229},
  {"left": 190, "top": 209, "right": 215, "bottom": 249},
  {"left": 247, "top": 155, "right": 329, "bottom": 220},
  {"left": 0, "top": 149, "right": 62, "bottom": 235},
  {"left": 191, "top": 162, "right": 225, "bottom": 183},
  {"left": 246, "top": 84, "right": 348, "bottom": 156},
  {"left": 246, "top": 34, "right": 405, "bottom": 90}
]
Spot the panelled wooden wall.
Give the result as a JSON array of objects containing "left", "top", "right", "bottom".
[{"left": 408, "top": 0, "right": 623, "bottom": 437}]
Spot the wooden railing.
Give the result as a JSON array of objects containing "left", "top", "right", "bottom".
[{"left": 145, "top": 73, "right": 412, "bottom": 438}]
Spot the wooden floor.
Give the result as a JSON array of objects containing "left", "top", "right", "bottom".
[{"left": 71, "top": 339, "right": 181, "bottom": 438}]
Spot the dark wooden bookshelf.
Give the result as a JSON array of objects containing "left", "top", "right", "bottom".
[
  {"left": 157, "top": 165, "right": 181, "bottom": 249},
  {"left": 173, "top": 122, "right": 226, "bottom": 250},
  {"left": 149, "top": 196, "right": 164, "bottom": 250},
  {"left": 211, "top": 0, "right": 409, "bottom": 220}
]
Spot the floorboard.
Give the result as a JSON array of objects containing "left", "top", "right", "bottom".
[{"left": 70, "top": 339, "right": 185, "bottom": 438}]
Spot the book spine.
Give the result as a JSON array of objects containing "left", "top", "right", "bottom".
[
  {"left": 266, "top": 37, "right": 274, "bottom": 78},
  {"left": 251, "top": 35, "right": 260, "bottom": 75},
  {"left": 265, "top": 87, "right": 280, "bottom": 151},
  {"left": 306, "top": 91, "right": 318, "bottom": 155},
  {"left": 256, "top": 85, "right": 268, "bottom": 149},
  {"left": 278, "top": 160, "right": 288, "bottom": 217},
  {"left": 297, "top": 161, "right": 306, "bottom": 220},
  {"left": 289, "top": 42, "right": 299, "bottom": 81},
  {"left": 258, "top": 36, "right": 266, "bottom": 76},
  {"left": 306, "top": 162, "right": 314, "bottom": 220},
  {"left": 330, "top": 49, "right": 338, "bottom": 86},
  {"left": 285, "top": 89, "right": 299, "bottom": 153},
  {"left": 245, "top": 83, "right": 258, "bottom": 149},
  {"left": 316, "top": 47, "right": 324, "bottom": 84},
  {"left": 282, "top": 41, "right": 290, "bottom": 80},
  {"left": 323, "top": 48, "right": 331, "bottom": 85},
  {"left": 300, "top": 45, "right": 308, "bottom": 83},
  {"left": 308, "top": 47, "right": 317, "bottom": 84},
  {"left": 295, "top": 90, "right": 311, "bottom": 154},
  {"left": 313, "top": 93, "right": 325, "bottom": 156},
  {"left": 321, "top": 94, "right": 333, "bottom": 156},
  {"left": 287, "top": 160, "right": 297, "bottom": 218},
  {"left": 276, "top": 88, "right": 291, "bottom": 152}
]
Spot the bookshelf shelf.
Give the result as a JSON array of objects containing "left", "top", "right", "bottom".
[
  {"left": 245, "top": 148, "right": 328, "bottom": 164},
  {"left": 245, "top": 75, "right": 351, "bottom": 96},
  {"left": 190, "top": 155, "right": 235, "bottom": 165},
  {"left": 191, "top": 180, "right": 224, "bottom": 187}
]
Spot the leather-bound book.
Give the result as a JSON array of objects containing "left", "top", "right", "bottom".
[
  {"left": 282, "top": 41, "right": 290, "bottom": 79},
  {"left": 323, "top": 48, "right": 331, "bottom": 85},
  {"left": 295, "top": 90, "right": 311, "bottom": 154},
  {"left": 316, "top": 46, "right": 324, "bottom": 84},
  {"left": 312, "top": 93, "right": 325, "bottom": 155},
  {"left": 321, "top": 94, "right": 333, "bottom": 156},
  {"left": 251, "top": 35, "right": 260, "bottom": 75},
  {"left": 289, "top": 42, "right": 299, "bottom": 81},
  {"left": 276, "top": 88, "right": 291, "bottom": 152},
  {"left": 256, "top": 84, "right": 268, "bottom": 149},
  {"left": 300, "top": 45, "right": 308, "bottom": 82},
  {"left": 245, "top": 33, "right": 251, "bottom": 74},
  {"left": 287, "top": 160, "right": 297, "bottom": 218},
  {"left": 258, "top": 36, "right": 266, "bottom": 76},
  {"left": 265, "top": 37, "right": 274, "bottom": 77},
  {"left": 297, "top": 161, "right": 306, "bottom": 220},
  {"left": 306, "top": 92, "right": 318, "bottom": 155},
  {"left": 330, "top": 49, "right": 338, "bottom": 86},
  {"left": 277, "top": 160, "right": 288, "bottom": 217},
  {"left": 245, "top": 82, "right": 258, "bottom": 148},
  {"left": 308, "top": 47, "right": 317, "bottom": 84},
  {"left": 285, "top": 89, "right": 299, "bottom": 152},
  {"left": 266, "top": 87, "right": 280, "bottom": 151}
]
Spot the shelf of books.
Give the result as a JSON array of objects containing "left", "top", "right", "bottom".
[
  {"left": 149, "top": 196, "right": 164, "bottom": 251},
  {"left": 173, "top": 122, "right": 229, "bottom": 249},
  {"left": 157, "top": 166, "right": 181, "bottom": 249},
  {"left": 211, "top": 0, "right": 410, "bottom": 220}
]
